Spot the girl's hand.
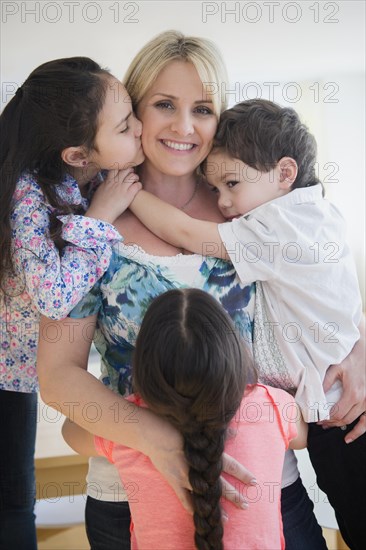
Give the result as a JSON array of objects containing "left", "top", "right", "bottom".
[
  {"left": 318, "top": 317, "right": 366, "bottom": 443},
  {"left": 86, "top": 168, "right": 142, "bottom": 224}
]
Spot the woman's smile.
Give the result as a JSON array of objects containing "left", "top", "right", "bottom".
[
  {"left": 159, "top": 139, "right": 197, "bottom": 152},
  {"left": 137, "top": 60, "right": 217, "bottom": 177}
]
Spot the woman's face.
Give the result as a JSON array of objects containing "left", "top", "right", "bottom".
[{"left": 136, "top": 60, "right": 218, "bottom": 178}]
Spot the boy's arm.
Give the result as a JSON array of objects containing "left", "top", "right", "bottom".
[
  {"left": 320, "top": 315, "right": 366, "bottom": 444},
  {"left": 62, "top": 418, "right": 99, "bottom": 457},
  {"left": 130, "top": 190, "right": 229, "bottom": 260}
]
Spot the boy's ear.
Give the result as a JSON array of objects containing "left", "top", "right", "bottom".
[
  {"left": 61, "top": 146, "right": 89, "bottom": 168},
  {"left": 277, "top": 157, "right": 298, "bottom": 190}
]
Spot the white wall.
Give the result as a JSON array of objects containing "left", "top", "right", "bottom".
[{"left": 1, "top": 0, "right": 365, "bottom": 300}]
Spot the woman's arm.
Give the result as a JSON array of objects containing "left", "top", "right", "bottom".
[
  {"left": 37, "top": 314, "right": 254, "bottom": 511},
  {"left": 37, "top": 313, "right": 182, "bottom": 451},
  {"left": 319, "top": 315, "right": 366, "bottom": 443},
  {"left": 130, "top": 190, "right": 229, "bottom": 259},
  {"left": 37, "top": 314, "right": 190, "bottom": 508}
]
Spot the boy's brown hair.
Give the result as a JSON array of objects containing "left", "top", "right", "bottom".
[{"left": 210, "top": 99, "right": 321, "bottom": 190}]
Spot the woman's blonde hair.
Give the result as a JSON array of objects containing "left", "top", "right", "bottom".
[{"left": 123, "top": 30, "right": 228, "bottom": 118}]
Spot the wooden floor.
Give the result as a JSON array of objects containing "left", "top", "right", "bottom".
[
  {"left": 37, "top": 525, "right": 349, "bottom": 549},
  {"left": 37, "top": 525, "right": 88, "bottom": 549}
]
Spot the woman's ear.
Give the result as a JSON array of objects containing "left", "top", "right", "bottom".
[
  {"left": 61, "top": 146, "right": 89, "bottom": 168},
  {"left": 277, "top": 157, "right": 298, "bottom": 190}
]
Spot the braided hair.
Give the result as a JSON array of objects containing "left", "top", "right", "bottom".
[{"left": 133, "top": 288, "right": 255, "bottom": 549}]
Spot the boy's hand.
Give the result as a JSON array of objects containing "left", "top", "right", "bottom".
[
  {"left": 318, "top": 316, "right": 366, "bottom": 443},
  {"left": 86, "top": 168, "right": 142, "bottom": 224},
  {"left": 319, "top": 360, "right": 366, "bottom": 443}
]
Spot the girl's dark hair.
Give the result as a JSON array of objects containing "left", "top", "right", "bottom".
[
  {"left": 207, "top": 99, "right": 321, "bottom": 191},
  {"left": 0, "top": 56, "right": 112, "bottom": 287},
  {"left": 133, "top": 289, "right": 256, "bottom": 550}
]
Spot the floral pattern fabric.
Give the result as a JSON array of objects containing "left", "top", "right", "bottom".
[
  {"left": 70, "top": 242, "right": 256, "bottom": 398},
  {"left": 0, "top": 171, "right": 122, "bottom": 393}
]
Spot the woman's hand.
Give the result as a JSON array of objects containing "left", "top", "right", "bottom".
[
  {"left": 138, "top": 409, "right": 256, "bottom": 513},
  {"left": 221, "top": 453, "right": 257, "bottom": 510},
  {"left": 136, "top": 409, "right": 192, "bottom": 511},
  {"left": 318, "top": 316, "right": 366, "bottom": 443}
]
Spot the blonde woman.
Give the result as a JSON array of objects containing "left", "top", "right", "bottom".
[{"left": 37, "top": 31, "right": 364, "bottom": 549}]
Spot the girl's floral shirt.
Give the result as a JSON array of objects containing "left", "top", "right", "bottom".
[
  {"left": 0, "top": 171, "right": 121, "bottom": 393},
  {"left": 70, "top": 243, "right": 256, "bottom": 399}
]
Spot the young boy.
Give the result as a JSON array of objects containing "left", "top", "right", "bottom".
[{"left": 129, "top": 99, "right": 362, "bottom": 424}]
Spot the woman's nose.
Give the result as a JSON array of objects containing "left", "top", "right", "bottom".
[{"left": 170, "top": 111, "right": 194, "bottom": 136}]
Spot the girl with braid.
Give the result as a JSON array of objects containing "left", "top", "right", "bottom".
[{"left": 63, "top": 288, "right": 307, "bottom": 549}]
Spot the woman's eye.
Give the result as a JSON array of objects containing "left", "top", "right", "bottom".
[
  {"left": 209, "top": 186, "right": 219, "bottom": 194},
  {"left": 195, "top": 106, "right": 213, "bottom": 115},
  {"left": 120, "top": 126, "right": 129, "bottom": 134},
  {"left": 155, "top": 101, "right": 174, "bottom": 110},
  {"left": 227, "top": 180, "right": 239, "bottom": 188}
]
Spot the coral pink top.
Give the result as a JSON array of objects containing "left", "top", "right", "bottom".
[{"left": 95, "top": 384, "right": 297, "bottom": 549}]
